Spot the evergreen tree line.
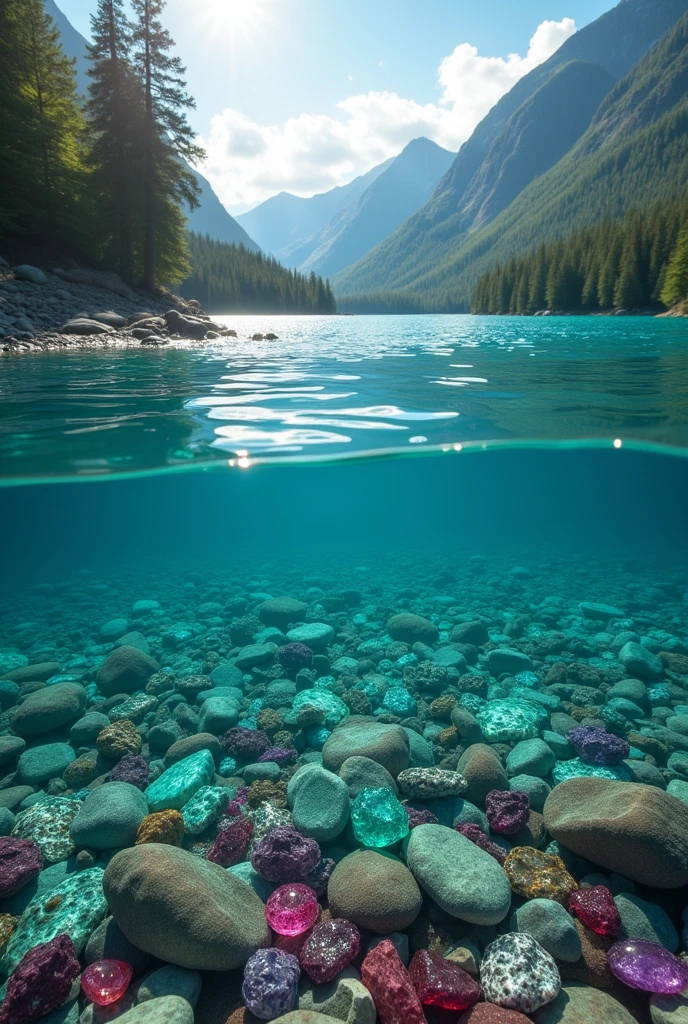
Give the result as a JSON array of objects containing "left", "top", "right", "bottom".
[
  {"left": 180, "top": 233, "right": 336, "bottom": 314},
  {"left": 471, "top": 199, "right": 688, "bottom": 315},
  {"left": 336, "top": 291, "right": 426, "bottom": 314},
  {"left": 0, "top": 0, "right": 201, "bottom": 287}
]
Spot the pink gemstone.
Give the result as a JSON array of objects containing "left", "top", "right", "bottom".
[
  {"left": 300, "top": 918, "right": 361, "bottom": 984},
  {"left": 408, "top": 950, "right": 481, "bottom": 1011},
  {"left": 568, "top": 886, "right": 621, "bottom": 937},
  {"left": 81, "top": 960, "right": 134, "bottom": 1006},
  {"left": 266, "top": 883, "right": 319, "bottom": 936},
  {"left": 361, "top": 939, "right": 425, "bottom": 1024},
  {"left": 608, "top": 939, "right": 688, "bottom": 995}
]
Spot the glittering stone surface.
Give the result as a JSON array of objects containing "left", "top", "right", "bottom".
[
  {"left": 408, "top": 949, "right": 481, "bottom": 1010},
  {"left": 265, "top": 883, "right": 319, "bottom": 936},
  {"left": 135, "top": 809, "right": 185, "bottom": 846},
  {"left": 11, "top": 797, "right": 79, "bottom": 864},
  {"left": 350, "top": 788, "right": 409, "bottom": 848},
  {"left": 504, "top": 846, "right": 577, "bottom": 904},
  {"left": 292, "top": 690, "right": 350, "bottom": 729},
  {"left": 222, "top": 727, "right": 271, "bottom": 760},
  {"left": 480, "top": 933, "right": 561, "bottom": 1013},
  {"left": 485, "top": 790, "right": 530, "bottom": 835},
  {"left": 567, "top": 726, "right": 631, "bottom": 765},
  {"left": 2, "top": 868, "right": 107, "bottom": 976},
  {"left": 144, "top": 749, "right": 215, "bottom": 812},
  {"left": 207, "top": 815, "right": 253, "bottom": 866},
  {"left": 181, "top": 785, "right": 230, "bottom": 835},
  {"left": 551, "top": 758, "right": 632, "bottom": 784},
  {"left": 251, "top": 825, "right": 320, "bottom": 883},
  {"left": 300, "top": 918, "right": 360, "bottom": 983},
  {"left": 361, "top": 939, "right": 425, "bottom": 1024},
  {"left": 397, "top": 768, "right": 468, "bottom": 799},
  {"left": 455, "top": 823, "right": 506, "bottom": 864},
  {"left": 81, "top": 959, "right": 134, "bottom": 1005},
  {"left": 0, "top": 934, "right": 80, "bottom": 1024},
  {"left": 568, "top": 886, "right": 621, "bottom": 937},
  {"left": 608, "top": 939, "right": 688, "bottom": 994},
  {"left": 242, "top": 948, "right": 300, "bottom": 1021},
  {"left": 0, "top": 838, "right": 43, "bottom": 898},
  {"left": 476, "top": 699, "right": 547, "bottom": 743},
  {"left": 407, "top": 806, "right": 440, "bottom": 829}
]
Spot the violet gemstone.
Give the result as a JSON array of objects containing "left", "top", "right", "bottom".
[
  {"left": 81, "top": 960, "right": 134, "bottom": 1006},
  {"left": 0, "top": 934, "right": 80, "bottom": 1024},
  {"left": 258, "top": 747, "right": 296, "bottom": 765},
  {"left": 251, "top": 825, "right": 321, "bottom": 883},
  {"left": 408, "top": 949, "right": 481, "bottom": 1011},
  {"left": 300, "top": 918, "right": 361, "bottom": 983},
  {"left": 406, "top": 806, "right": 440, "bottom": 829},
  {"left": 485, "top": 789, "right": 530, "bottom": 835},
  {"left": 455, "top": 822, "right": 506, "bottom": 864},
  {"left": 278, "top": 643, "right": 313, "bottom": 672},
  {"left": 568, "top": 886, "right": 621, "bottom": 937},
  {"left": 221, "top": 727, "right": 271, "bottom": 759},
  {"left": 608, "top": 939, "right": 688, "bottom": 994},
  {"left": 266, "top": 883, "right": 319, "bottom": 936},
  {"left": 242, "top": 948, "right": 300, "bottom": 1021},
  {"left": 207, "top": 814, "right": 253, "bottom": 867},
  {"left": 567, "top": 725, "right": 630, "bottom": 765},
  {"left": 0, "top": 837, "right": 43, "bottom": 898},
  {"left": 111, "top": 754, "right": 149, "bottom": 790}
]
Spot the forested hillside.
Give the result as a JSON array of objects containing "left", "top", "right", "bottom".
[
  {"left": 179, "top": 234, "right": 336, "bottom": 314},
  {"left": 471, "top": 200, "right": 688, "bottom": 314}
]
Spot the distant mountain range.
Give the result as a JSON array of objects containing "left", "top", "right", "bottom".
[
  {"left": 237, "top": 138, "right": 455, "bottom": 279},
  {"left": 335, "top": 0, "right": 688, "bottom": 307},
  {"left": 44, "top": 0, "right": 260, "bottom": 252}
]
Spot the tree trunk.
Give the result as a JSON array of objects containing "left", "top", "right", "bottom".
[
  {"left": 108, "top": 0, "right": 134, "bottom": 283},
  {"left": 141, "top": 0, "right": 156, "bottom": 291}
]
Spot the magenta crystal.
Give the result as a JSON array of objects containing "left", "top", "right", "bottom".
[
  {"left": 207, "top": 814, "right": 253, "bottom": 867},
  {"left": 455, "top": 822, "right": 506, "bottom": 864},
  {"left": 567, "top": 726, "right": 630, "bottom": 765},
  {"left": 408, "top": 949, "right": 481, "bottom": 1011},
  {"left": 251, "top": 825, "right": 321, "bottom": 883},
  {"left": 608, "top": 939, "right": 688, "bottom": 994},
  {"left": 485, "top": 789, "right": 530, "bottom": 835},
  {"left": 266, "top": 883, "right": 319, "bottom": 936},
  {"left": 568, "top": 886, "right": 621, "bottom": 937},
  {"left": 0, "top": 934, "right": 80, "bottom": 1024},
  {"left": 300, "top": 919, "right": 361, "bottom": 983},
  {"left": 0, "top": 838, "right": 43, "bottom": 898},
  {"left": 81, "top": 960, "right": 134, "bottom": 1006}
]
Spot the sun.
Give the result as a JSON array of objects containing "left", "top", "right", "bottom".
[{"left": 195, "top": 0, "right": 275, "bottom": 47}]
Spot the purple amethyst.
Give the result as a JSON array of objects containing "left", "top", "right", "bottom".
[
  {"left": 567, "top": 725, "right": 630, "bottom": 765},
  {"left": 455, "top": 822, "right": 506, "bottom": 864},
  {"left": 251, "top": 825, "right": 321, "bottom": 883},
  {"left": 221, "top": 727, "right": 270, "bottom": 760},
  {"left": 304, "top": 857, "right": 336, "bottom": 897},
  {"left": 0, "top": 934, "right": 80, "bottom": 1024},
  {"left": 207, "top": 815, "right": 254, "bottom": 867},
  {"left": 278, "top": 643, "right": 313, "bottom": 673},
  {"left": 242, "top": 948, "right": 300, "bottom": 1020},
  {"left": 485, "top": 789, "right": 530, "bottom": 835},
  {"left": 111, "top": 753, "right": 150, "bottom": 789},
  {"left": 0, "top": 838, "right": 43, "bottom": 898},
  {"left": 258, "top": 747, "right": 296, "bottom": 765},
  {"left": 406, "top": 806, "right": 440, "bottom": 829}
]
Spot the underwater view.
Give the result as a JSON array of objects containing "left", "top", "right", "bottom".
[{"left": 1, "top": 314, "right": 688, "bottom": 1023}]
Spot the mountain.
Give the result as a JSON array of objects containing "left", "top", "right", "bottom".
[
  {"left": 43, "top": 0, "right": 259, "bottom": 251},
  {"left": 298, "top": 137, "right": 455, "bottom": 280},
  {"left": 335, "top": 0, "right": 688, "bottom": 300},
  {"left": 235, "top": 160, "right": 392, "bottom": 260}
]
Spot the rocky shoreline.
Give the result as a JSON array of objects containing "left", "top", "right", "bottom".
[{"left": 0, "top": 261, "right": 237, "bottom": 354}]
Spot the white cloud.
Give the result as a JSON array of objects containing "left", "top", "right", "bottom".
[{"left": 199, "top": 17, "right": 576, "bottom": 213}]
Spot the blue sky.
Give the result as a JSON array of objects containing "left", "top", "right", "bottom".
[{"left": 55, "top": 0, "right": 615, "bottom": 211}]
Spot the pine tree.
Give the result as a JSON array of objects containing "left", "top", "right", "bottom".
[
  {"left": 131, "top": 0, "right": 204, "bottom": 289},
  {"left": 661, "top": 224, "right": 688, "bottom": 307},
  {"left": 86, "top": 0, "right": 140, "bottom": 281}
]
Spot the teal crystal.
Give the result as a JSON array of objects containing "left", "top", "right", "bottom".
[
  {"left": 476, "top": 698, "right": 548, "bottom": 743},
  {"left": 144, "top": 749, "right": 215, "bottom": 811},
  {"left": 350, "top": 787, "right": 409, "bottom": 848},
  {"left": 108, "top": 693, "right": 158, "bottom": 723},
  {"left": 12, "top": 796, "right": 80, "bottom": 864},
  {"left": 292, "top": 689, "right": 350, "bottom": 728},
  {"left": 181, "top": 785, "right": 230, "bottom": 835},
  {"left": 1, "top": 868, "right": 107, "bottom": 975},
  {"left": 551, "top": 757, "right": 634, "bottom": 784},
  {"left": 382, "top": 686, "right": 417, "bottom": 716}
]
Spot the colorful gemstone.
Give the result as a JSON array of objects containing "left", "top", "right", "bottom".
[
  {"left": 81, "top": 959, "right": 134, "bottom": 1006},
  {"left": 350, "top": 787, "right": 409, "bottom": 848},
  {"left": 242, "top": 948, "right": 300, "bottom": 1021},
  {"left": 485, "top": 790, "right": 530, "bottom": 835},
  {"left": 300, "top": 918, "right": 361, "bottom": 984},
  {"left": 504, "top": 846, "right": 577, "bottom": 904},
  {"left": 608, "top": 939, "right": 688, "bottom": 994},
  {"left": 266, "top": 883, "right": 319, "bottom": 936},
  {"left": 408, "top": 949, "right": 481, "bottom": 1011},
  {"left": 568, "top": 886, "right": 621, "bottom": 937},
  {"left": 361, "top": 939, "right": 425, "bottom": 1024}
]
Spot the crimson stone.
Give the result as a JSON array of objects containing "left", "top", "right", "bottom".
[
  {"left": 568, "top": 886, "right": 621, "bottom": 937},
  {"left": 300, "top": 919, "right": 361, "bottom": 983},
  {"left": 485, "top": 790, "right": 530, "bottom": 835},
  {"left": 0, "top": 838, "right": 42, "bottom": 898},
  {"left": 361, "top": 939, "right": 425, "bottom": 1024},
  {"left": 408, "top": 950, "right": 481, "bottom": 1011},
  {"left": 0, "top": 934, "right": 80, "bottom": 1024},
  {"left": 207, "top": 815, "right": 253, "bottom": 867},
  {"left": 81, "top": 960, "right": 134, "bottom": 1006}
]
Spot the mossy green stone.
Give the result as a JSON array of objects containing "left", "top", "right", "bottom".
[
  {"left": 2, "top": 867, "right": 107, "bottom": 975},
  {"left": 292, "top": 690, "right": 350, "bottom": 729},
  {"left": 145, "top": 749, "right": 215, "bottom": 812},
  {"left": 476, "top": 698, "right": 548, "bottom": 743},
  {"left": 350, "top": 787, "right": 408, "bottom": 848},
  {"left": 181, "top": 785, "right": 230, "bottom": 835},
  {"left": 551, "top": 757, "right": 633, "bottom": 784}
]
